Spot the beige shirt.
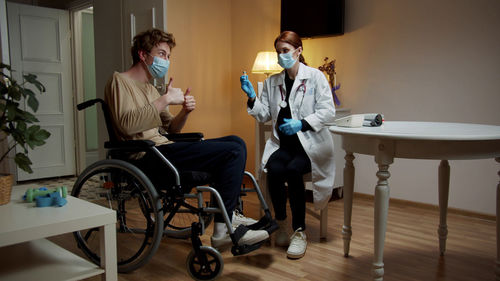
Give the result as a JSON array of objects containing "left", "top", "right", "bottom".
[{"left": 104, "top": 72, "right": 174, "bottom": 147}]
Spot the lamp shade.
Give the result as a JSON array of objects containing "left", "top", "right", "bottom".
[{"left": 251, "top": 51, "right": 282, "bottom": 75}]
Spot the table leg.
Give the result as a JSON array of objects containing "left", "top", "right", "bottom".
[
  {"left": 438, "top": 160, "right": 450, "bottom": 255},
  {"left": 100, "top": 223, "right": 117, "bottom": 281},
  {"left": 373, "top": 163, "right": 391, "bottom": 281},
  {"left": 496, "top": 157, "right": 500, "bottom": 281},
  {"left": 343, "top": 152, "right": 355, "bottom": 257}
]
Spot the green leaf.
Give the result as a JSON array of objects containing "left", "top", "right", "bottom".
[
  {"left": 34, "top": 128, "right": 50, "bottom": 141},
  {"left": 25, "top": 125, "right": 50, "bottom": 149},
  {"left": 11, "top": 130, "right": 25, "bottom": 146},
  {"left": 23, "top": 74, "right": 45, "bottom": 93},
  {"left": 2, "top": 64, "right": 48, "bottom": 173},
  {"left": 22, "top": 87, "right": 35, "bottom": 98},
  {"left": 6, "top": 103, "right": 16, "bottom": 121},
  {"left": 8, "top": 85, "right": 21, "bottom": 100},
  {"left": 18, "top": 109, "right": 38, "bottom": 123},
  {"left": 27, "top": 95, "right": 39, "bottom": 112},
  {"left": 14, "top": 153, "right": 33, "bottom": 173},
  {"left": 26, "top": 124, "right": 40, "bottom": 134},
  {"left": 16, "top": 121, "right": 27, "bottom": 132}
]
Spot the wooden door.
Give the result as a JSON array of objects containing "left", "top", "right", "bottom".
[{"left": 7, "top": 2, "right": 75, "bottom": 181}]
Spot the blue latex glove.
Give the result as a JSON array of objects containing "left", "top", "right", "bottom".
[
  {"left": 240, "top": 75, "right": 256, "bottom": 99},
  {"left": 279, "top": 118, "right": 302, "bottom": 135}
]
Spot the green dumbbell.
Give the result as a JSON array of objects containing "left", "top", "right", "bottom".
[{"left": 25, "top": 186, "right": 68, "bottom": 203}]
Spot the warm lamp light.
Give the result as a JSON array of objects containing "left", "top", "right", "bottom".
[{"left": 251, "top": 51, "right": 282, "bottom": 77}]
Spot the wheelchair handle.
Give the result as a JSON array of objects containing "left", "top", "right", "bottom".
[{"left": 77, "top": 98, "right": 104, "bottom": 111}]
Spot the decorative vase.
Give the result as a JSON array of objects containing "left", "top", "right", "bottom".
[{"left": 0, "top": 173, "right": 13, "bottom": 205}]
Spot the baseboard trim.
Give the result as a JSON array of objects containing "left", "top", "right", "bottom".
[{"left": 353, "top": 192, "right": 496, "bottom": 221}]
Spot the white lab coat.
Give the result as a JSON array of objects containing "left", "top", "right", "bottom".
[{"left": 248, "top": 63, "right": 336, "bottom": 210}]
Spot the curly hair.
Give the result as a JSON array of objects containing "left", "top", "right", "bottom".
[{"left": 131, "top": 28, "right": 176, "bottom": 65}]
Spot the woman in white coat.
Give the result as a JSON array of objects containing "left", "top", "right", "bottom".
[{"left": 240, "top": 31, "right": 336, "bottom": 259}]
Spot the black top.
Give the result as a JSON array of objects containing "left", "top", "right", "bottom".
[
  {"left": 276, "top": 72, "right": 302, "bottom": 151},
  {"left": 247, "top": 72, "right": 313, "bottom": 152}
]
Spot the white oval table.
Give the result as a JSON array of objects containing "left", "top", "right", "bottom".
[{"left": 329, "top": 121, "right": 500, "bottom": 281}]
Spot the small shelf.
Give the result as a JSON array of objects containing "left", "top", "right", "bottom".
[{"left": 0, "top": 238, "right": 104, "bottom": 281}]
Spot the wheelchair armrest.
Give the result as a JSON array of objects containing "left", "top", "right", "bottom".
[
  {"left": 164, "top": 132, "right": 204, "bottom": 142},
  {"left": 104, "top": 139, "right": 155, "bottom": 150}
]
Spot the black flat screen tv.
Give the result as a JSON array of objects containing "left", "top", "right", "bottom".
[{"left": 280, "top": 0, "right": 345, "bottom": 38}]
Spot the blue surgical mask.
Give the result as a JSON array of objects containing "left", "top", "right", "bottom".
[
  {"left": 147, "top": 55, "right": 170, "bottom": 79},
  {"left": 278, "top": 49, "right": 297, "bottom": 69}
]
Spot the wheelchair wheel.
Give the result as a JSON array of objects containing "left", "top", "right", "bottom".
[
  {"left": 72, "top": 159, "right": 163, "bottom": 273},
  {"left": 162, "top": 192, "right": 214, "bottom": 239},
  {"left": 186, "top": 246, "right": 223, "bottom": 281}
]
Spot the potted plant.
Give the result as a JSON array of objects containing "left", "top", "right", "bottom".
[{"left": 0, "top": 63, "right": 51, "bottom": 204}]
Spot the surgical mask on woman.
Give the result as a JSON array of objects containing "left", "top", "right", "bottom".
[
  {"left": 147, "top": 54, "right": 170, "bottom": 78},
  {"left": 278, "top": 49, "right": 297, "bottom": 69}
]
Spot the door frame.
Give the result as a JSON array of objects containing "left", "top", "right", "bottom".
[{"left": 69, "top": 2, "right": 93, "bottom": 175}]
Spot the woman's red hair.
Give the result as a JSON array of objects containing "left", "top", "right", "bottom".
[{"left": 274, "top": 31, "right": 307, "bottom": 65}]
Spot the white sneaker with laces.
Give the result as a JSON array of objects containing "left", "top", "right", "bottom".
[
  {"left": 232, "top": 210, "right": 258, "bottom": 228},
  {"left": 275, "top": 219, "right": 289, "bottom": 247},
  {"left": 287, "top": 227, "right": 307, "bottom": 259},
  {"left": 211, "top": 228, "right": 269, "bottom": 249}
]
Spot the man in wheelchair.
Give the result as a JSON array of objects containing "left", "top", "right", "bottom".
[{"left": 104, "top": 28, "right": 271, "bottom": 250}]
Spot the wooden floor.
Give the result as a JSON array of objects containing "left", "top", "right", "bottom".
[{"left": 49, "top": 192, "right": 496, "bottom": 281}]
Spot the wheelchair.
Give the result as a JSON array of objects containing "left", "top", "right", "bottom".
[{"left": 72, "top": 98, "right": 278, "bottom": 280}]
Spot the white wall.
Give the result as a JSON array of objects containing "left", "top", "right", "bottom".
[{"left": 303, "top": 0, "right": 500, "bottom": 215}]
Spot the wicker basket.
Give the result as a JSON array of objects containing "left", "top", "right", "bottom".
[{"left": 0, "top": 173, "right": 13, "bottom": 205}]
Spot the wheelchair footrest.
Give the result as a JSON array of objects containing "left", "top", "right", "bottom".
[
  {"left": 247, "top": 214, "right": 279, "bottom": 235},
  {"left": 227, "top": 217, "right": 279, "bottom": 256},
  {"left": 228, "top": 225, "right": 268, "bottom": 256},
  {"left": 231, "top": 241, "right": 265, "bottom": 256}
]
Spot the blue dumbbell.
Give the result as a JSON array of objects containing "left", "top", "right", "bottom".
[{"left": 25, "top": 186, "right": 68, "bottom": 203}]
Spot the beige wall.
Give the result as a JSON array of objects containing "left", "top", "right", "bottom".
[
  {"left": 301, "top": 0, "right": 500, "bottom": 215},
  {"left": 167, "top": 0, "right": 500, "bottom": 215},
  {"left": 229, "top": 0, "right": 281, "bottom": 173},
  {"left": 167, "top": 0, "right": 233, "bottom": 139},
  {"left": 167, "top": 0, "right": 280, "bottom": 172}
]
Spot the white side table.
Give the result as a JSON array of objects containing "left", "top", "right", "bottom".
[{"left": 0, "top": 186, "right": 117, "bottom": 281}]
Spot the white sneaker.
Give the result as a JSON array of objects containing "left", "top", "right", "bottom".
[
  {"left": 275, "top": 219, "right": 289, "bottom": 247},
  {"left": 232, "top": 210, "right": 258, "bottom": 228},
  {"left": 211, "top": 228, "right": 269, "bottom": 249},
  {"left": 287, "top": 228, "right": 307, "bottom": 259}
]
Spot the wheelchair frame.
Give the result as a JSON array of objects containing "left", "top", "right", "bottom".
[{"left": 72, "top": 99, "right": 276, "bottom": 280}]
